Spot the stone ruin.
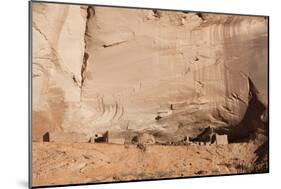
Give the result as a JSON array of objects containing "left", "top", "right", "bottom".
[
  {"left": 42, "top": 128, "right": 228, "bottom": 146},
  {"left": 90, "top": 131, "right": 126, "bottom": 145},
  {"left": 190, "top": 126, "right": 229, "bottom": 145},
  {"left": 211, "top": 134, "right": 228, "bottom": 145},
  {"left": 90, "top": 131, "right": 108, "bottom": 143}
]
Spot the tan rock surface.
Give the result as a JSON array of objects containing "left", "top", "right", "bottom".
[{"left": 32, "top": 3, "right": 268, "bottom": 142}]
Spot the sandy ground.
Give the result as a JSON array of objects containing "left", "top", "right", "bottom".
[{"left": 32, "top": 142, "right": 266, "bottom": 187}]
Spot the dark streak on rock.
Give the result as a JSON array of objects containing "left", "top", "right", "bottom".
[
  {"left": 152, "top": 10, "right": 161, "bottom": 18},
  {"left": 102, "top": 41, "right": 127, "bottom": 48},
  {"left": 196, "top": 13, "right": 206, "bottom": 21},
  {"left": 79, "top": 6, "right": 94, "bottom": 101}
]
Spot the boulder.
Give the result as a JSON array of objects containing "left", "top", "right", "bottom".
[{"left": 133, "top": 133, "right": 156, "bottom": 145}]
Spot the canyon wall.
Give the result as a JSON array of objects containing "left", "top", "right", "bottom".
[{"left": 32, "top": 3, "right": 268, "bottom": 142}]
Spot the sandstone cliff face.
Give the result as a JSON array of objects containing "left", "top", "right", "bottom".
[{"left": 32, "top": 3, "right": 268, "bottom": 142}]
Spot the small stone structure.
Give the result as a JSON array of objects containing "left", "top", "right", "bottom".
[
  {"left": 43, "top": 131, "right": 89, "bottom": 143},
  {"left": 90, "top": 131, "right": 125, "bottom": 144},
  {"left": 212, "top": 134, "right": 228, "bottom": 145},
  {"left": 90, "top": 131, "right": 108, "bottom": 143},
  {"left": 190, "top": 126, "right": 229, "bottom": 145},
  {"left": 192, "top": 127, "right": 214, "bottom": 142}
]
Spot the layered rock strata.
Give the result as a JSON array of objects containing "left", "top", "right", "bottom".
[{"left": 32, "top": 3, "right": 268, "bottom": 143}]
